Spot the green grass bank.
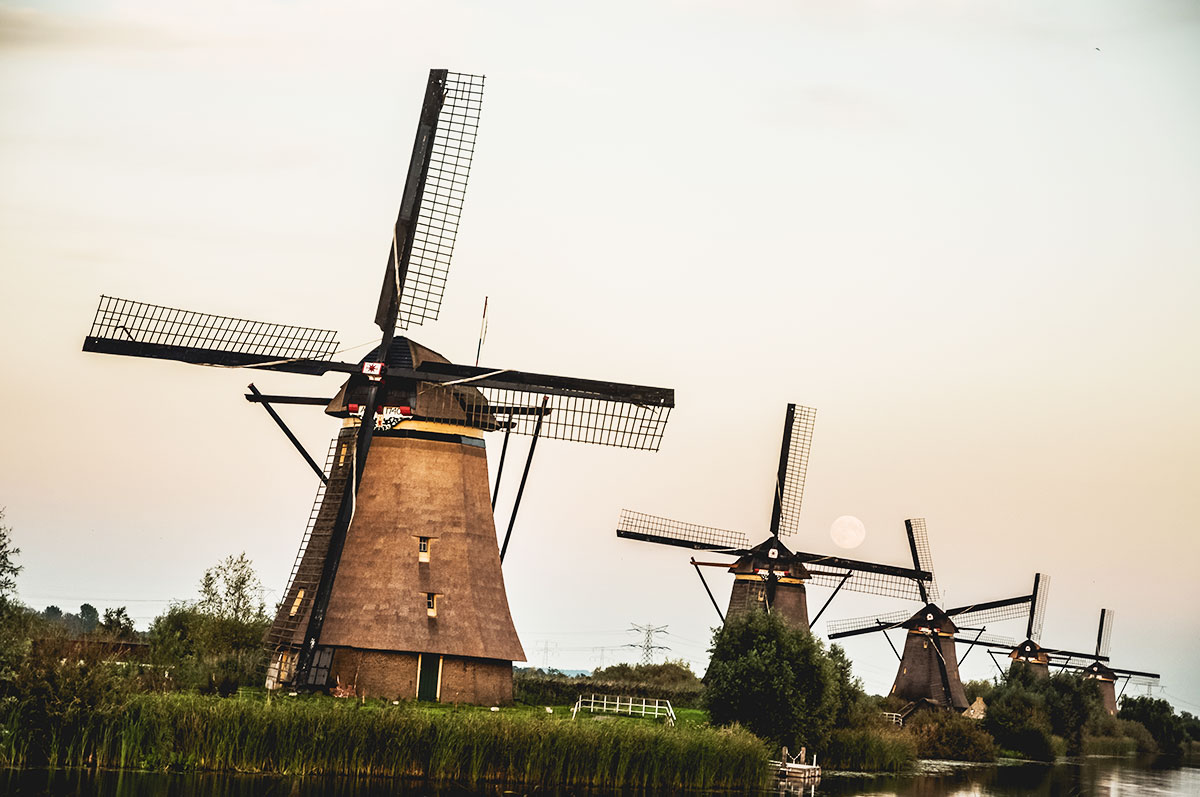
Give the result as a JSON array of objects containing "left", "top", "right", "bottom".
[{"left": 2, "top": 693, "right": 770, "bottom": 790}]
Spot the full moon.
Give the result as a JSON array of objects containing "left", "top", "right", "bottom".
[{"left": 830, "top": 515, "right": 867, "bottom": 549}]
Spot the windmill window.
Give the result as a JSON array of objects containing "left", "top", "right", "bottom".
[
  {"left": 418, "top": 537, "right": 431, "bottom": 562},
  {"left": 426, "top": 593, "right": 438, "bottom": 617},
  {"left": 289, "top": 589, "right": 305, "bottom": 617}
]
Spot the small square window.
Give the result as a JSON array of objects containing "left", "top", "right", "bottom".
[
  {"left": 426, "top": 593, "right": 438, "bottom": 617},
  {"left": 418, "top": 537, "right": 431, "bottom": 563}
]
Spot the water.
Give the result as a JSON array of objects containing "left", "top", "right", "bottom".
[
  {"left": 811, "top": 756, "right": 1199, "bottom": 796},
  {"left": 5, "top": 757, "right": 1198, "bottom": 796}
]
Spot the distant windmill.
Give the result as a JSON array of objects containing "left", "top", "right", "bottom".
[
  {"left": 617, "top": 405, "right": 933, "bottom": 631},
  {"left": 829, "top": 524, "right": 1042, "bottom": 711},
  {"left": 1051, "top": 610, "right": 1159, "bottom": 715},
  {"left": 81, "top": 69, "right": 674, "bottom": 704},
  {"left": 976, "top": 581, "right": 1115, "bottom": 680}
]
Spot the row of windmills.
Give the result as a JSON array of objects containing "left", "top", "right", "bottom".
[
  {"left": 618, "top": 403, "right": 1161, "bottom": 716},
  {"left": 79, "top": 68, "right": 1161, "bottom": 709}
]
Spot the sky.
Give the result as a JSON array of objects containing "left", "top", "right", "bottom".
[{"left": 1, "top": 1, "right": 1198, "bottom": 712}]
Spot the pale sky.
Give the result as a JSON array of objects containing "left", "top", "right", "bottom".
[{"left": 2, "top": 1, "right": 1198, "bottom": 712}]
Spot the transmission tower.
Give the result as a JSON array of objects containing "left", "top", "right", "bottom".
[{"left": 628, "top": 623, "right": 669, "bottom": 665}]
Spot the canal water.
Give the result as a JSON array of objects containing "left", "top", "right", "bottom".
[{"left": 5, "top": 756, "right": 1198, "bottom": 795}]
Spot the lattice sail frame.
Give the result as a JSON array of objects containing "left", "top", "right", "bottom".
[
  {"left": 617, "top": 509, "right": 749, "bottom": 550},
  {"left": 827, "top": 597, "right": 1033, "bottom": 638},
  {"left": 417, "top": 382, "right": 672, "bottom": 451},
  {"left": 950, "top": 599, "right": 1032, "bottom": 629},
  {"left": 1098, "top": 608, "right": 1115, "bottom": 658},
  {"left": 1028, "top": 573, "right": 1051, "bottom": 643},
  {"left": 88, "top": 296, "right": 339, "bottom": 361},
  {"left": 774, "top": 405, "right": 816, "bottom": 538},
  {"left": 398, "top": 72, "right": 484, "bottom": 330},
  {"left": 906, "top": 518, "right": 941, "bottom": 604},
  {"left": 826, "top": 607, "right": 914, "bottom": 637},
  {"left": 805, "top": 567, "right": 930, "bottom": 601}
]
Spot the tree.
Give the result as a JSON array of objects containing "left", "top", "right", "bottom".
[
  {"left": 43, "top": 605, "right": 63, "bottom": 621},
  {"left": 99, "top": 607, "right": 136, "bottom": 641},
  {"left": 704, "top": 612, "right": 855, "bottom": 750},
  {"left": 1119, "top": 695, "right": 1185, "bottom": 757},
  {"left": 197, "top": 553, "right": 266, "bottom": 622},
  {"left": 79, "top": 603, "right": 99, "bottom": 633},
  {"left": 0, "top": 507, "right": 21, "bottom": 609},
  {"left": 148, "top": 553, "right": 271, "bottom": 694}
]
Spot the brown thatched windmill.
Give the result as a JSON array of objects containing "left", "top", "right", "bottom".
[
  {"left": 828, "top": 522, "right": 1042, "bottom": 711},
  {"left": 617, "top": 405, "right": 934, "bottom": 631},
  {"left": 81, "top": 69, "right": 674, "bottom": 704}
]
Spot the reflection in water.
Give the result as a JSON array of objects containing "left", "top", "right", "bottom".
[
  {"left": 814, "top": 756, "right": 1200, "bottom": 796},
  {"left": 5, "top": 757, "right": 1198, "bottom": 797}
]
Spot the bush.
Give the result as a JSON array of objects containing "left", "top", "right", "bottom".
[
  {"left": 513, "top": 670, "right": 703, "bottom": 709},
  {"left": 905, "top": 710, "right": 997, "bottom": 762},
  {"left": 984, "top": 684, "right": 1056, "bottom": 761},
  {"left": 1119, "top": 696, "right": 1185, "bottom": 757},
  {"left": 704, "top": 612, "right": 860, "bottom": 751},
  {"left": 823, "top": 727, "right": 916, "bottom": 772}
]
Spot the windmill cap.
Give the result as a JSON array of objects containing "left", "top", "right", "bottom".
[
  {"left": 902, "top": 603, "right": 958, "bottom": 633},
  {"left": 327, "top": 337, "right": 489, "bottom": 421}
]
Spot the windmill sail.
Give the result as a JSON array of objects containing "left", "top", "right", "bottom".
[
  {"left": 83, "top": 296, "right": 342, "bottom": 375},
  {"left": 616, "top": 510, "right": 750, "bottom": 551},
  {"left": 946, "top": 595, "right": 1034, "bottom": 629},
  {"left": 770, "top": 404, "right": 816, "bottom": 538},
  {"left": 376, "top": 70, "right": 485, "bottom": 333}
]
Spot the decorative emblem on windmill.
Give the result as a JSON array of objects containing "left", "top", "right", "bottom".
[
  {"left": 616, "top": 405, "right": 934, "bottom": 631},
  {"left": 81, "top": 69, "right": 675, "bottom": 704},
  {"left": 828, "top": 521, "right": 1043, "bottom": 711}
]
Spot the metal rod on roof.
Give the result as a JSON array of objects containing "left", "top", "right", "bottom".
[
  {"left": 491, "top": 420, "right": 513, "bottom": 510},
  {"left": 247, "top": 384, "right": 327, "bottom": 485},
  {"left": 958, "top": 627, "right": 986, "bottom": 667},
  {"left": 883, "top": 629, "right": 902, "bottom": 662},
  {"left": 809, "top": 571, "right": 852, "bottom": 627},
  {"left": 690, "top": 558, "right": 725, "bottom": 623},
  {"left": 500, "top": 396, "right": 549, "bottom": 563}
]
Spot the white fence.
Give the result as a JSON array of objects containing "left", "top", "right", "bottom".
[
  {"left": 571, "top": 694, "right": 676, "bottom": 726},
  {"left": 881, "top": 712, "right": 904, "bottom": 727}
]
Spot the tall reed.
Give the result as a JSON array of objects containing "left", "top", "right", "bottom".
[{"left": 3, "top": 693, "right": 770, "bottom": 790}]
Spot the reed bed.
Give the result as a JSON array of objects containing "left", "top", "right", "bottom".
[
  {"left": 821, "top": 727, "right": 917, "bottom": 773},
  {"left": 3, "top": 693, "right": 770, "bottom": 790}
]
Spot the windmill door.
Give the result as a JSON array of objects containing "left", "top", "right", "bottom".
[{"left": 417, "top": 654, "right": 441, "bottom": 701}]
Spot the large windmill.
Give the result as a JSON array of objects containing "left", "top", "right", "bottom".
[
  {"left": 81, "top": 69, "right": 674, "bottom": 704},
  {"left": 616, "top": 405, "right": 933, "bottom": 631},
  {"left": 828, "top": 523, "right": 1043, "bottom": 711}
]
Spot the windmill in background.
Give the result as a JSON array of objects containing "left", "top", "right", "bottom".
[
  {"left": 828, "top": 521, "right": 1043, "bottom": 712},
  {"left": 81, "top": 69, "right": 675, "bottom": 704},
  {"left": 978, "top": 580, "right": 1115, "bottom": 680},
  {"left": 1020, "top": 610, "right": 1160, "bottom": 715},
  {"left": 617, "top": 405, "right": 934, "bottom": 631}
]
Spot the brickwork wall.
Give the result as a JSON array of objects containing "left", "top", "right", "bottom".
[
  {"left": 328, "top": 648, "right": 514, "bottom": 704},
  {"left": 891, "top": 631, "right": 969, "bottom": 710},
  {"left": 725, "top": 579, "right": 809, "bottom": 631}
]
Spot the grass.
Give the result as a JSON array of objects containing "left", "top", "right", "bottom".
[
  {"left": 821, "top": 727, "right": 917, "bottom": 773},
  {"left": 1, "top": 692, "right": 770, "bottom": 790}
]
